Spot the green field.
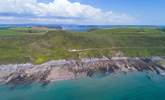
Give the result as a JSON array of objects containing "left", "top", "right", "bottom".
[{"left": 0, "top": 27, "right": 165, "bottom": 64}]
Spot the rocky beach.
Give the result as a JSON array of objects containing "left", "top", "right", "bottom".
[{"left": 0, "top": 57, "right": 165, "bottom": 86}]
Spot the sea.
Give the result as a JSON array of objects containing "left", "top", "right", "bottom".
[
  {"left": 0, "top": 24, "right": 165, "bottom": 32},
  {"left": 0, "top": 72, "right": 165, "bottom": 100}
]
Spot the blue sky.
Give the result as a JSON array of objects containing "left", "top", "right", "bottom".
[
  {"left": 0, "top": 0, "right": 164, "bottom": 25},
  {"left": 69, "top": 0, "right": 165, "bottom": 25}
]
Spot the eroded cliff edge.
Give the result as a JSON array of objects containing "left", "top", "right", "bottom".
[{"left": 0, "top": 57, "right": 165, "bottom": 86}]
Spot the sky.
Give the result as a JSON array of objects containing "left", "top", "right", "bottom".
[{"left": 0, "top": 0, "right": 164, "bottom": 25}]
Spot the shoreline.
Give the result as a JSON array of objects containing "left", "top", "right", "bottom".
[{"left": 0, "top": 56, "right": 165, "bottom": 86}]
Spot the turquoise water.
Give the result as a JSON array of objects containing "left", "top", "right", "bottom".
[{"left": 0, "top": 72, "right": 165, "bottom": 100}]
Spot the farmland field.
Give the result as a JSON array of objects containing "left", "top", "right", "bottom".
[{"left": 0, "top": 27, "right": 165, "bottom": 64}]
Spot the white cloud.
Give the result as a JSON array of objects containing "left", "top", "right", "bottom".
[{"left": 0, "top": 0, "right": 136, "bottom": 24}]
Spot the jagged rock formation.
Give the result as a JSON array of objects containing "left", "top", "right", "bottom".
[{"left": 0, "top": 57, "right": 165, "bottom": 86}]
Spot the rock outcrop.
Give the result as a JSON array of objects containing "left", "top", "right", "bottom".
[{"left": 0, "top": 57, "right": 165, "bottom": 85}]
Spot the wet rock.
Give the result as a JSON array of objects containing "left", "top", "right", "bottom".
[{"left": 0, "top": 57, "right": 165, "bottom": 86}]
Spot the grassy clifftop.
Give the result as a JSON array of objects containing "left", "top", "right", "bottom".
[{"left": 0, "top": 27, "right": 165, "bottom": 64}]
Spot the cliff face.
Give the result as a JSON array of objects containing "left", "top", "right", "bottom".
[{"left": 0, "top": 57, "right": 165, "bottom": 86}]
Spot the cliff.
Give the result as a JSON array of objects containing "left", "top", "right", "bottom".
[{"left": 0, "top": 57, "right": 165, "bottom": 86}]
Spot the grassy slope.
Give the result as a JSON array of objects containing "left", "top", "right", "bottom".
[{"left": 0, "top": 27, "right": 165, "bottom": 64}]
